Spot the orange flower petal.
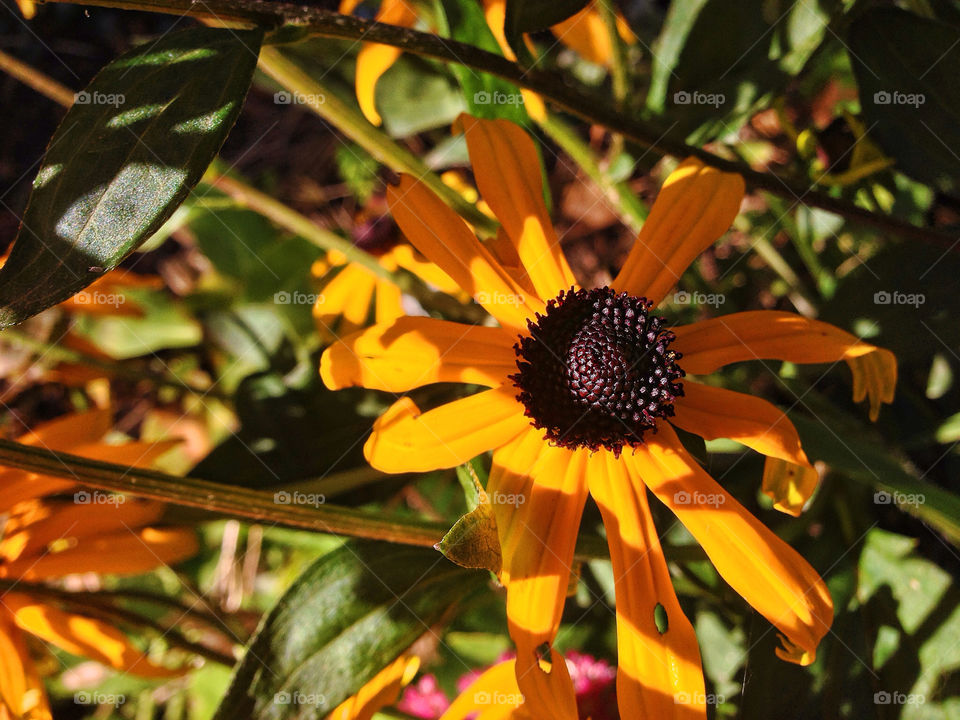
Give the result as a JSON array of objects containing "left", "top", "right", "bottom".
[
  {"left": 0, "top": 613, "right": 51, "bottom": 720},
  {"left": 550, "top": 5, "right": 613, "bottom": 67},
  {"left": 321, "top": 317, "right": 516, "bottom": 392},
  {"left": 373, "top": 278, "right": 405, "bottom": 325},
  {"left": 439, "top": 659, "right": 525, "bottom": 720},
  {"left": 0, "top": 527, "right": 198, "bottom": 581},
  {"left": 326, "top": 655, "right": 419, "bottom": 720},
  {"left": 4, "top": 594, "right": 183, "bottom": 678},
  {"left": 672, "top": 311, "right": 897, "bottom": 418},
  {"left": 387, "top": 175, "right": 543, "bottom": 329},
  {"left": 388, "top": 244, "right": 465, "bottom": 297},
  {"left": 588, "top": 450, "right": 706, "bottom": 718},
  {"left": 354, "top": 0, "right": 419, "bottom": 125},
  {"left": 671, "top": 382, "right": 812, "bottom": 468},
  {"left": 628, "top": 424, "right": 833, "bottom": 665},
  {"left": 364, "top": 387, "right": 528, "bottom": 473},
  {"left": 458, "top": 114, "right": 575, "bottom": 301},
  {"left": 613, "top": 158, "right": 744, "bottom": 304},
  {"left": 18, "top": 409, "right": 112, "bottom": 449},
  {"left": 0, "top": 500, "right": 166, "bottom": 563},
  {"left": 315, "top": 263, "right": 378, "bottom": 339},
  {"left": 489, "top": 430, "right": 585, "bottom": 719},
  {"left": 762, "top": 458, "right": 821, "bottom": 517},
  {"left": 0, "top": 476, "right": 76, "bottom": 514}
]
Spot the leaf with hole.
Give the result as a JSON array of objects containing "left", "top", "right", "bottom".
[{"left": 0, "top": 27, "right": 262, "bottom": 327}]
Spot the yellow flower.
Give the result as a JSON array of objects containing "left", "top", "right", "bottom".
[
  {"left": 321, "top": 114, "right": 896, "bottom": 719},
  {"left": 342, "top": 0, "right": 634, "bottom": 125},
  {"left": 0, "top": 410, "right": 199, "bottom": 719}
]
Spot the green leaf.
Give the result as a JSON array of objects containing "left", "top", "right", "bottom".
[
  {"left": 0, "top": 27, "right": 262, "bottom": 327},
  {"left": 504, "top": 0, "right": 591, "bottom": 34},
  {"left": 648, "top": 0, "right": 834, "bottom": 142},
  {"left": 849, "top": 7, "right": 960, "bottom": 193},
  {"left": 439, "top": 0, "right": 530, "bottom": 125},
  {"left": 790, "top": 413, "right": 960, "bottom": 547},
  {"left": 213, "top": 541, "right": 485, "bottom": 720},
  {"left": 438, "top": 466, "right": 502, "bottom": 574}
]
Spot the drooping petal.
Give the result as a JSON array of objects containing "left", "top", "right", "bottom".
[
  {"left": 762, "top": 457, "right": 821, "bottom": 517},
  {"left": 4, "top": 594, "right": 183, "bottom": 677},
  {"left": 314, "top": 263, "right": 378, "bottom": 339},
  {"left": 321, "top": 317, "right": 516, "bottom": 392},
  {"left": 326, "top": 655, "right": 420, "bottom": 720},
  {"left": 0, "top": 528, "right": 198, "bottom": 581},
  {"left": 439, "top": 659, "right": 524, "bottom": 720},
  {"left": 588, "top": 450, "right": 706, "bottom": 719},
  {"left": 672, "top": 311, "right": 897, "bottom": 419},
  {"left": 387, "top": 176, "right": 543, "bottom": 329},
  {"left": 354, "top": 0, "right": 419, "bottom": 125},
  {"left": 0, "top": 613, "right": 51, "bottom": 720},
  {"left": 458, "top": 114, "right": 575, "bottom": 301},
  {"left": 628, "top": 424, "right": 833, "bottom": 665},
  {"left": 671, "top": 382, "right": 812, "bottom": 468},
  {"left": 0, "top": 500, "right": 166, "bottom": 563},
  {"left": 18, "top": 408, "right": 112, "bottom": 449},
  {"left": 613, "top": 158, "right": 744, "bottom": 304},
  {"left": 364, "top": 387, "right": 529, "bottom": 473},
  {"left": 489, "top": 429, "right": 585, "bottom": 719}
]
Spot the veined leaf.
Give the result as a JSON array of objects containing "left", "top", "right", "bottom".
[
  {"left": 213, "top": 541, "right": 485, "bottom": 720},
  {"left": 0, "top": 27, "right": 262, "bottom": 327}
]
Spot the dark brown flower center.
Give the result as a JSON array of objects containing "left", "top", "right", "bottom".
[{"left": 510, "top": 287, "right": 684, "bottom": 455}]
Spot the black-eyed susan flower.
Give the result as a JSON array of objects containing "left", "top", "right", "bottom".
[
  {"left": 341, "top": 0, "right": 634, "bottom": 126},
  {"left": 0, "top": 409, "right": 199, "bottom": 719},
  {"left": 320, "top": 115, "right": 897, "bottom": 719}
]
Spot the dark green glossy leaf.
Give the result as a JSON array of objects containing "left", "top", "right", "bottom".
[
  {"left": 213, "top": 541, "right": 486, "bottom": 720},
  {"left": 849, "top": 8, "right": 960, "bottom": 193},
  {"left": 0, "top": 27, "right": 262, "bottom": 326}
]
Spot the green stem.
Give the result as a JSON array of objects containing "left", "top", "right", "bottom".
[
  {"left": 596, "top": 0, "right": 628, "bottom": 109},
  {"left": 0, "top": 438, "right": 610, "bottom": 560},
  {"left": 33, "top": 0, "right": 956, "bottom": 248},
  {"left": 538, "top": 112, "right": 647, "bottom": 234},
  {"left": 256, "top": 46, "right": 498, "bottom": 237}
]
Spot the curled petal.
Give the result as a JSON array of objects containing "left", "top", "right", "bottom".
[
  {"left": 354, "top": 0, "right": 418, "bottom": 125},
  {"left": 326, "top": 655, "right": 420, "bottom": 720},
  {"left": 628, "top": 424, "right": 833, "bottom": 665}
]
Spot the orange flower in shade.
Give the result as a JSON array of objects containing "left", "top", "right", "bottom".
[
  {"left": 341, "top": 0, "right": 634, "bottom": 125},
  {"left": 0, "top": 409, "right": 199, "bottom": 720},
  {"left": 326, "top": 654, "right": 419, "bottom": 720},
  {"left": 321, "top": 115, "right": 897, "bottom": 718}
]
